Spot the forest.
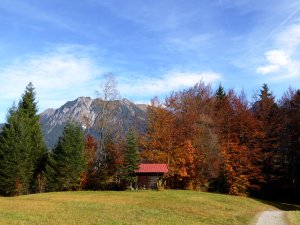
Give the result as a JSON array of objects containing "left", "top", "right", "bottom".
[{"left": 0, "top": 81, "right": 299, "bottom": 204}]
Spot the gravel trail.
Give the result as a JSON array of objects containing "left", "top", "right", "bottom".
[{"left": 255, "top": 210, "right": 286, "bottom": 225}]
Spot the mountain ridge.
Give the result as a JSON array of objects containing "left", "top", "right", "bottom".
[{"left": 40, "top": 97, "right": 148, "bottom": 149}]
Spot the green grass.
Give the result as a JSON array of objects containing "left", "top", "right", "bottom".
[
  {"left": 0, "top": 190, "right": 286, "bottom": 225},
  {"left": 288, "top": 211, "right": 300, "bottom": 225}
]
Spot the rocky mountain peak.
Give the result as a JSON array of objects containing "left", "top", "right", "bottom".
[{"left": 40, "top": 97, "right": 147, "bottom": 149}]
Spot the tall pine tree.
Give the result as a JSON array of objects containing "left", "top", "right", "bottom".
[
  {"left": 280, "top": 90, "right": 300, "bottom": 203},
  {"left": 0, "top": 83, "right": 45, "bottom": 195},
  {"left": 46, "top": 121, "right": 86, "bottom": 191},
  {"left": 18, "top": 82, "right": 46, "bottom": 192},
  {"left": 215, "top": 83, "right": 226, "bottom": 100},
  {"left": 0, "top": 106, "right": 31, "bottom": 195},
  {"left": 253, "top": 84, "right": 282, "bottom": 199},
  {"left": 122, "top": 129, "right": 139, "bottom": 189}
]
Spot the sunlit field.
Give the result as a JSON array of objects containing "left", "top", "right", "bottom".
[{"left": 0, "top": 190, "right": 276, "bottom": 225}]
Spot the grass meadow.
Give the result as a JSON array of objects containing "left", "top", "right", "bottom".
[
  {"left": 0, "top": 190, "right": 298, "bottom": 225},
  {"left": 288, "top": 211, "right": 300, "bottom": 225}
]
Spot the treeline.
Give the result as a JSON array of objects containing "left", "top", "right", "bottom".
[
  {"left": 141, "top": 83, "right": 299, "bottom": 203},
  {"left": 0, "top": 81, "right": 299, "bottom": 204}
]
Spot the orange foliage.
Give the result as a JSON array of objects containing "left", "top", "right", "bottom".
[
  {"left": 85, "top": 135, "right": 97, "bottom": 166},
  {"left": 216, "top": 90, "right": 263, "bottom": 195},
  {"left": 105, "top": 137, "right": 124, "bottom": 180},
  {"left": 82, "top": 134, "right": 97, "bottom": 188},
  {"left": 142, "top": 84, "right": 263, "bottom": 194},
  {"left": 142, "top": 83, "right": 220, "bottom": 190}
]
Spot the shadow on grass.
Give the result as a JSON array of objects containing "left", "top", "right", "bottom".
[{"left": 257, "top": 200, "right": 300, "bottom": 211}]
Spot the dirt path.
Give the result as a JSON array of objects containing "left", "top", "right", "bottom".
[{"left": 255, "top": 210, "right": 287, "bottom": 225}]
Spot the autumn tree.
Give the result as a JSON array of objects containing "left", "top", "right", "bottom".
[
  {"left": 82, "top": 134, "right": 97, "bottom": 189},
  {"left": 105, "top": 136, "right": 124, "bottom": 186},
  {"left": 141, "top": 97, "right": 176, "bottom": 165},
  {"left": 216, "top": 90, "right": 263, "bottom": 195},
  {"left": 94, "top": 73, "right": 123, "bottom": 186},
  {"left": 171, "top": 140, "right": 205, "bottom": 190},
  {"left": 96, "top": 74, "right": 120, "bottom": 157},
  {"left": 166, "top": 84, "right": 219, "bottom": 189},
  {"left": 142, "top": 82, "right": 220, "bottom": 190}
]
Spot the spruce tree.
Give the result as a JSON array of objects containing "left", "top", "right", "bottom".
[
  {"left": 254, "top": 84, "right": 282, "bottom": 199},
  {"left": 18, "top": 83, "right": 46, "bottom": 159},
  {"left": 122, "top": 129, "right": 139, "bottom": 189},
  {"left": 46, "top": 121, "right": 86, "bottom": 191},
  {"left": 0, "top": 83, "right": 46, "bottom": 195},
  {"left": 0, "top": 106, "right": 31, "bottom": 195},
  {"left": 18, "top": 82, "right": 46, "bottom": 192},
  {"left": 215, "top": 83, "right": 226, "bottom": 100}
]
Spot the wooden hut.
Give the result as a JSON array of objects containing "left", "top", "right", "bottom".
[{"left": 135, "top": 164, "right": 168, "bottom": 189}]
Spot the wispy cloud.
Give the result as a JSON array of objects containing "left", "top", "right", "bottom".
[
  {"left": 119, "top": 71, "right": 221, "bottom": 98},
  {"left": 0, "top": 0, "right": 72, "bottom": 31},
  {"left": 164, "top": 33, "right": 214, "bottom": 53},
  {"left": 93, "top": 0, "right": 203, "bottom": 32},
  {"left": 0, "top": 44, "right": 104, "bottom": 112},
  {"left": 0, "top": 0, "right": 105, "bottom": 39},
  {"left": 258, "top": 3, "right": 300, "bottom": 48},
  {"left": 256, "top": 23, "right": 300, "bottom": 79}
]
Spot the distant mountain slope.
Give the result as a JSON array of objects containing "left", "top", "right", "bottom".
[{"left": 40, "top": 97, "right": 147, "bottom": 149}]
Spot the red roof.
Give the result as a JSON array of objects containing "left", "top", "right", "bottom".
[{"left": 135, "top": 164, "right": 169, "bottom": 173}]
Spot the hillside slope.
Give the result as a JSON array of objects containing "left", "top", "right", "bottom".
[{"left": 0, "top": 190, "right": 274, "bottom": 225}]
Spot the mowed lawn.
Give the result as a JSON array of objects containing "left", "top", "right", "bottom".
[{"left": 0, "top": 190, "right": 288, "bottom": 225}]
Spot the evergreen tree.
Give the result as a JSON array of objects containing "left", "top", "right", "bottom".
[
  {"left": 280, "top": 90, "right": 300, "bottom": 203},
  {"left": 253, "top": 84, "right": 282, "bottom": 199},
  {"left": 0, "top": 83, "right": 46, "bottom": 195},
  {"left": 18, "top": 82, "right": 46, "bottom": 192},
  {"left": 46, "top": 121, "right": 86, "bottom": 191},
  {"left": 122, "top": 129, "right": 139, "bottom": 189},
  {"left": 18, "top": 82, "right": 38, "bottom": 117},
  {"left": 259, "top": 83, "right": 271, "bottom": 98},
  {"left": 215, "top": 83, "right": 226, "bottom": 100},
  {"left": 0, "top": 106, "right": 31, "bottom": 195}
]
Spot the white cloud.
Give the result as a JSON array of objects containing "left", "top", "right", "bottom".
[
  {"left": 165, "top": 71, "right": 220, "bottom": 89},
  {"left": 0, "top": 0, "right": 80, "bottom": 34},
  {"left": 165, "top": 34, "right": 213, "bottom": 52},
  {"left": 0, "top": 45, "right": 103, "bottom": 116},
  {"left": 256, "top": 50, "right": 290, "bottom": 74},
  {"left": 119, "top": 71, "right": 221, "bottom": 97},
  {"left": 95, "top": 0, "right": 202, "bottom": 32},
  {"left": 264, "top": 50, "right": 289, "bottom": 66},
  {"left": 256, "top": 24, "right": 300, "bottom": 78},
  {"left": 277, "top": 24, "right": 300, "bottom": 49},
  {"left": 256, "top": 64, "right": 280, "bottom": 74}
]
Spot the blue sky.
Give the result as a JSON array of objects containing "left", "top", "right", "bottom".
[{"left": 1, "top": 0, "right": 300, "bottom": 122}]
